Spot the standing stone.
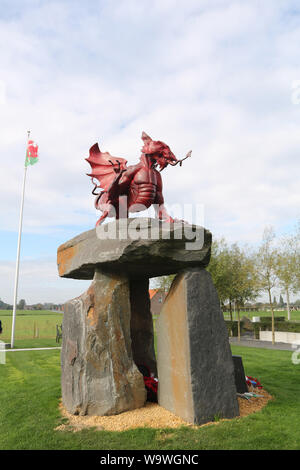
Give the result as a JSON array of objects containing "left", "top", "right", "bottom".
[
  {"left": 61, "top": 269, "right": 146, "bottom": 416},
  {"left": 130, "top": 279, "right": 157, "bottom": 376},
  {"left": 156, "top": 268, "right": 239, "bottom": 425}
]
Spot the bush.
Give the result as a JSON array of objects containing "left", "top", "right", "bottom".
[
  {"left": 252, "top": 321, "right": 300, "bottom": 339},
  {"left": 225, "top": 320, "right": 244, "bottom": 337},
  {"left": 260, "top": 316, "right": 285, "bottom": 322}
]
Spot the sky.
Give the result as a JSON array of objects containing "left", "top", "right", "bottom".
[{"left": 0, "top": 0, "right": 300, "bottom": 304}]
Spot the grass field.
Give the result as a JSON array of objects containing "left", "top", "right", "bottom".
[
  {"left": 0, "top": 310, "right": 63, "bottom": 347},
  {"left": 0, "top": 344, "right": 299, "bottom": 450},
  {"left": 1, "top": 309, "right": 299, "bottom": 449},
  {"left": 1, "top": 309, "right": 299, "bottom": 350}
]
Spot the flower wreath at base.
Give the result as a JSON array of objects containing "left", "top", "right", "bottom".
[
  {"left": 137, "top": 364, "right": 158, "bottom": 402},
  {"left": 246, "top": 375, "right": 263, "bottom": 389}
]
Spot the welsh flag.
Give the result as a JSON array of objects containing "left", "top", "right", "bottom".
[{"left": 25, "top": 140, "right": 39, "bottom": 167}]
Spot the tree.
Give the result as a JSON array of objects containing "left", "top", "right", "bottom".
[
  {"left": 207, "top": 238, "right": 235, "bottom": 318},
  {"left": 0, "top": 298, "right": 12, "bottom": 309},
  {"left": 153, "top": 274, "right": 176, "bottom": 292},
  {"left": 33, "top": 303, "right": 43, "bottom": 310},
  {"left": 17, "top": 299, "right": 26, "bottom": 310},
  {"left": 279, "top": 294, "right": 284, "bottom": 307},
  {"left": 275, "top": 234, "right": 299, "bottom": 320},
  {"left": 208, "top": 239, "right": 259, "bottom": 336},
  {"left": 255, "top": 227, "right": 278, "bottom": 344},
  {"left": 295, "top": 222, "right": 300, "bottom": 290},
  {"left": 227, "top": 244, "right": 259, "bottom": 341}
]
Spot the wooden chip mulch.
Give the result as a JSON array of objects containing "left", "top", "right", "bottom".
[{"left": 55, "top": 387, "right": 272, "bottom": 432}]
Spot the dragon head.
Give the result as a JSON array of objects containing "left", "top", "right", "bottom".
[{"left": 141, "top": 132, "right": 178, "bottom": 171}]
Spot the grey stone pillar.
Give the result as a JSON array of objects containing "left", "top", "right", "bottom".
[
  {"left": 61, "top": 269, "right": 146, "bottom": 416},
  {"left": 130, "top": 278, "right": 157, "bottom": 376},
  {"left": 156, "top": 268, "right": 239, "bottom": 425}
]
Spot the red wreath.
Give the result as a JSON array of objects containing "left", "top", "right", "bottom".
[
  {"left": 137, "top": 364, "right": 158, "bottom": 402},
  {"left": 246, "top": 376, "right": 263, "bottom": 389}
]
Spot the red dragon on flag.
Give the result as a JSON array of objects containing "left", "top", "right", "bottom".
[{"left": 25, "top": 139, "right": 39, "bottom": 167}]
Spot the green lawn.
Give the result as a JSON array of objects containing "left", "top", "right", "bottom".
[
  {"left": 0, "top": 310, "right": 63, "bottom": 347},
  {"left": 0, "top": 345, "right": 299, "bottom": 450},
  {"left": 1, "top": 309, "right": 298, "bottom": 349}
]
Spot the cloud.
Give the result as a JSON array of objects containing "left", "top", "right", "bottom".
[{"left": 0, "top": 0, "right": 300, "bottom": 301}]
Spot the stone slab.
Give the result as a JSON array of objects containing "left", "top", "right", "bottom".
[
  {"left": 156, "top": 268, "right": 239, "bottom": 425},
  {"left": 57, "top": 218, "right": 211, "bottom": 280}
]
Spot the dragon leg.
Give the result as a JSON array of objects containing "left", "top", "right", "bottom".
[{"left": 107, "top": 172, "right": 124, "bottom": 201}]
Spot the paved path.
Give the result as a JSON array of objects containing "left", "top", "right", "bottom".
[{"left": 229, "top": 336, "right": 296, "bottom": 351}]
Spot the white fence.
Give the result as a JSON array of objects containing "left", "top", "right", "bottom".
[
  {"left": 259, "top": 331, "right": 300, "bottom": 345},
  {"left": 0, "top": 342, "right": 61, "bottom": 365}
]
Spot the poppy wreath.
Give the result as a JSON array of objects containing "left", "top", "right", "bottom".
[
  {"left": 137, "top": 364, "right": 158, "bottom": 402},
  {"left": 245, "top": 376, "right": 263, "bottom": 389}
]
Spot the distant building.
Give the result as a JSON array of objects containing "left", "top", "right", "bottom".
[{"left": 149, "top": 289, "right": 167, "bottom": 316}]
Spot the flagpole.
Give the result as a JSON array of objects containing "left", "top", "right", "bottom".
[{"left": 11, "top": 131, "right": 30, "bottom": 348}]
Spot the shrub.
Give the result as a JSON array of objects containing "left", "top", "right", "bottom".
[
  {"left": 260, "top": 316, "right": 285, "bottom": 322},
  {"left": 252, "top": 321, "right": 300, "bottom": 339},
  {"left": 225, "top": 320, "right": 244, "bottom": 337}
]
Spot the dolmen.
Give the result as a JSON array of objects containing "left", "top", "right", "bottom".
[{"left": 57, "top": 218, "right": 239, "bottom": 424}]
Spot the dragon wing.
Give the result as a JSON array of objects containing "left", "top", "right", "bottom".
[{"left": 86, "top": 143, "right": 128, "bottom": 192}]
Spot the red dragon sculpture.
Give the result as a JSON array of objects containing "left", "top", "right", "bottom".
[{"left": 86, "top": 132, "right": 192, "bottom": 226}]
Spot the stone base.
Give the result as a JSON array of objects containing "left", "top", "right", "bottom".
[
  {"left": 61, "top": 270, "right": 146, "bottom": 416},
  {"left": 156, "top": 268, "right": 239, "bottom": 425}
]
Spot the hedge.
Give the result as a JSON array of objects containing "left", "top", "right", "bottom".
[
  {"left": 252, "top": 321, "right": 300, "bottom": 339},
  {"left": 225, "top": 320, "right": 245, "bottom": 337},
  {"left": 257, "top": 316, "right": 285, "bottom": 322},
  {"left": 225, "top": 319, "right": 300, "bottom": 339}
]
